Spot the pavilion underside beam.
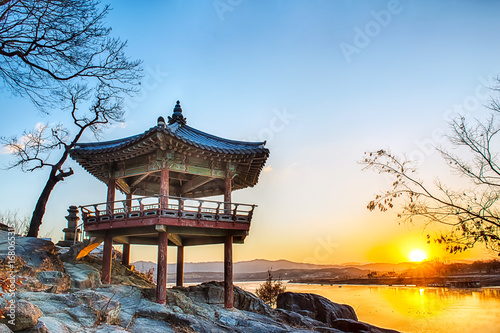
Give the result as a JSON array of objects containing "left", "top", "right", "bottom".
[
  {"left": 168, "top": 233, "right": 183, "bottom": 246},
  {"left": 116, "top": 179, "right": 131, "bottom": 194},
  {"left": 124, "top": 236, "right": 181, "bottom": 246},
  {"left": 100, "top": 235, "right": 244, "bottom": 247},
  {"left": 130, "top": 171, "right": 155, "bottom": 187},
  {"left": 85, "top": 225, "right": 248, "bottom": 240},
  {"left": 181, "top": 175, "right": 213, "bottom": 195}
]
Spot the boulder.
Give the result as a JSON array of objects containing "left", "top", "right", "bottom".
[
  {"left": 63, "top": 263, "right": 101, "bottom": 289},
  {"left": 72, "top": 290, "right": 121, "bottom": 326},
  {"left": 94, "top": 285, "right": 144, "bottom": 327},
  {"left": 330, "top": 318, "right": 401, "bottom": 333},
  {"left": 276, "top": 292, "right": 357, "bottom": 325},
  {"left": 0, "top": 232, "right": 64, "bottom": 276},
  {"left": 36, "top": 271, "right": 71, "bottom": 293},
  {"left": 35, "top": 317, "right": 70, "bottom": 333},
  {"left": 56, "top": 243, "right": 86, "bottom": 264},
  {"left": 274, "top": 308, "right": 329, "bottom": 329},
  {"left": 173, "top": 281, "right": 270, "bottom": 314},
  {"left": 18, "top": 290, "right": 121, "bottom": 330},
  {"left": 0, "top": 300, "right": 42, "bottom": 332}
]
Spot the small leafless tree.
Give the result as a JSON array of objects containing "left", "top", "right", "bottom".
[
  {"left": 0, "top": 210, "right": 29, "bottom": 235},
  {"left": 2, "top": 84, "right": 124, "bottom": 237},
  {"left": 361, "top": 79, "right": 500, "bottom": 255},
  {"left": 256, "top": 269, "right": 286, "bottom": 307},
  {"left": 0, "top": 0, "right": 142, "bottom": 110}
]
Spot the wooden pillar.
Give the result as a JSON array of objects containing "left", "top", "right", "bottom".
[
  {"left": 160, "top": 167, "right": 169, "bottom": 209},
  {"left": 122, "top": 244, "right": 130, "bottom": 266},
  {"left": 102, "top": 232, "right": 113, "bottom": 284},
  {"left": 125, "top": 192, "right": 132, "bottom": 214},
  {"left": 176, "top": 246, "right": 184, "bottom": 287},
  {"left": 224, "top": 234, "right": 233, "bottom": 308},
  {"left": 156, "top": 229, "right": 168, "bottom": 304},
  {"left": 224, "top": 173, "right": 232, "bottom": 215},
  {"left": 106, "top": 177, "right": 116, "bottom": 215}
]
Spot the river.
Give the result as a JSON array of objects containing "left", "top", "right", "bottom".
[{"left": 235, "top": 282, "right": 500, "bottom": 333}]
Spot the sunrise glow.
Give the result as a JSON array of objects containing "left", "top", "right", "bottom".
[{"left": 408, "top": 249, "right": 428, "bottom": 262}]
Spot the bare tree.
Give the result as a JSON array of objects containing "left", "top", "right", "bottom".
[
  {"left": 256, "top": 269, "right": 286, "bottom": 307},
  {"left": 2, "top": 84, "right": 124, "bottom": 237},
  {"left": 361, "top": 85, "right": 500, "bottom": 255},
  {"left": 0, "top": 210, "right": 29, "bottom": 235},
  {"left": 0, "top": 0, "right": 141, "bottom": 110},
  {"left": 0, "top": 0, "right": 142, "bottom": 237}
]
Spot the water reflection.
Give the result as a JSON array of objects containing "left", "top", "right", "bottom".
[{"left": 236, "top": 282, "right": 500, "bottom": 333}]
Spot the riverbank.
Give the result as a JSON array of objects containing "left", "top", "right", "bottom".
[{"left": 289, "top": 274, "right": 500, "bottom": 287}]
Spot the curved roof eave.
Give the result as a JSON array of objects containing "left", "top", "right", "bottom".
[{"left": 71, "top": 124, "right": 269, "bottom": 157}]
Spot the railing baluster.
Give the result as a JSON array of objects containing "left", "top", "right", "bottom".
[
  {"left": 215, "top": 202, "right": 221, "bottom": 222},
  {"left": 232, "top": 204, "right": 238, "bottom": 221},
  {"left": 248, "top": 205, "right": 256, "bottom": 222},
  {"left": 79, "top": 195, "right": 257, "bottom": 225},
  {"left": 178, "top": 198, "right": 184, "bottom": 218},
  {"left": 198, "top": 201, "right": 203, "bottom": 220}
]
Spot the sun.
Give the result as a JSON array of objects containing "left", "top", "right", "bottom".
[{"left": 408, "top": 249, "right": 428, "bottom": 262}]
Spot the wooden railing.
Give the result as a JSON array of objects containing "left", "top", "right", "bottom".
[{"left": 79, "top": 195, "right": 256, "bottom": 224}]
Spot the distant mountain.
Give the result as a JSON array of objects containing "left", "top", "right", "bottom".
[
  {"left": 132, "top": 259, "right": 367, "bottom": 283},
  {"left": 233, "top": 259, "right": 343, "bottom": 273},
  {"left": 132, "top": 259, "right": 343, "bottom": 275}
]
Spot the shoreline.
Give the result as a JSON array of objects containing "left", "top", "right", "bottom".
[{"left": 288, "top": 275, "right": 500, "bottom": 287}]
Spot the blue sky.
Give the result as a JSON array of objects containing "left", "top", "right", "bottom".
[{"left": 1, "top": 0, "right": 500, "bottom": 264}]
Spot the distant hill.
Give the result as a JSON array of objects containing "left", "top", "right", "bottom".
[
  {"left": 132, "top": 258, "right": 476, "bottom": 275},
  {"left": 132, "top": 259, "right": 344, "bottom": 275},
  {"left": 132, "top": 259, "right": 367, "bottom": 283}
]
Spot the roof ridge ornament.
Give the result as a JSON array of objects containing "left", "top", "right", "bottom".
[
  {"left": 157, "top": 116, "right": 166, "bottom": 128},
  {"left": 168, "top": 100, "right": 187, "bottom": 125}
]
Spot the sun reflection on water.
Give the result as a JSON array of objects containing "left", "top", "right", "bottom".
[{"left": 236, "top": 282, "right": 500, "bottom": 333}]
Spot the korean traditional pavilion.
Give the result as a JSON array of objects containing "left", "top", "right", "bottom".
[{"left": 69, "top": 101, "right": 269, "bottom": 307}]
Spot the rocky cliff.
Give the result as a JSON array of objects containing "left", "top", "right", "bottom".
[{"left": 0, "top": 231, "right": 399, "bottom": 333}]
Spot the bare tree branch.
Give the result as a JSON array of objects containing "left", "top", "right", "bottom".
[
  {"left": 0, "top": 0, "right": 142, "bottom": 111},
  {"left": 1, "top": 83, "right": 126, "bottom": 237},
  {"left": 361, "top": 86, "right": 500, "bottom": 255}
]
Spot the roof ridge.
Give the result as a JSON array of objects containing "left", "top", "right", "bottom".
[{"left": 179, "top": 124, "right": 266, "bottom": 147}]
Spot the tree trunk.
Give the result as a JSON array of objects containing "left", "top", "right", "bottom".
[{"left": 27, "top": 167, "right": 62, "bottom": 237}]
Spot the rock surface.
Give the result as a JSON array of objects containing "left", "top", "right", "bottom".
[
  {"left": 63, "top": 263, "right": 101, "bottom": 290},
  {"left": 0, "top": 233, "right": 400, "bottom": 333},
  {"left": 277, "top": 292, "right": 358, "bottom": 323},
  {"left": 0, "top": 324, "right": 12, "bottom": 333},
  {"left": 0, "top": 300, "right": 42, "bottom": 332},
  {"left": 173, "top": 281, "right": 271, "bottom": 314}
]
